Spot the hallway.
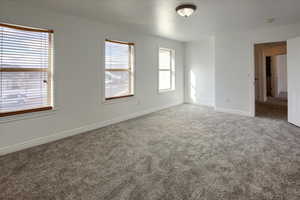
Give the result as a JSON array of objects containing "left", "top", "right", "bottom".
[{"left": 256, "top": 97, "right": 287, "bottom": 120}]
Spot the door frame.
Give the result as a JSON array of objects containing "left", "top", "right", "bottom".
[
  {"left": 250, "top": 40, "right": 287, "bottom": 117},
  {"left": 250, "top": 41, "right": 256, "bottom": 117}
]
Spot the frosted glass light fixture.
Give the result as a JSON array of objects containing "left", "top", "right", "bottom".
[{"left": 176, "top": 4, "right": 197, "bottom": 17}]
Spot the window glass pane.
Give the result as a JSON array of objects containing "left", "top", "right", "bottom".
[
  {"left": 159, "top": 71, "right": 171, "bottom": 90},
  {"left": 0, "top": 71, "right": 48, "bottom": 112},
  {"left": 0, "top": 24, "right": 52, "bottom": 115},
  {"left": 105, "top": 71, "right": 130, "bottom": 98},
  {"left": 159, "top": 49, "right": 171, "bottom": 69},
  {"left": 105, "top": 41, "right": 130, "bottom": 69},
  {"left": 104, "top": 40, "right": 134, "bottom": 99}
]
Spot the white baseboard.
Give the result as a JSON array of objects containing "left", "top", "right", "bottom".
[
  {"left": 0, "top": 102, "right": 183, "bottom": 156},
  {"left": 214, "top": 107, "right": 251, "bottom": 117}
]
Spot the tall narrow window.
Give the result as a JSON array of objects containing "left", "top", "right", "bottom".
[
  {"left": 159, "top": 48, "right": 175, "bottom": 92},
  {"left": 105, "top": 39, "right": 134, "bottom": 100},
  {"left": 0, "top": 23, "right": 53, "bottom": 117}
]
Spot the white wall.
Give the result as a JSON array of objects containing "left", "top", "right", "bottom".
[
  {"left": 276, "top": 55, "right": 287, "bottom": 95},
  {"left": 0, "top": 1, "right": 184, "bottom": 154},
  {"left": 287, "top": 37, "right": 300, "bottom": 127},
  {"left": 184, "top": 38, "right": 215, "bottom": 106},
  {"left": 183, "top": 23, "right": 300, "bottom": 116},
  {"left": 214, "top": 33, "right": 252, "bottom": 114},
  {"left": 214, "top": 23, "right": 300, "bottom": 116}
]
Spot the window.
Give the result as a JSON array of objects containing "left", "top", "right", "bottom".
[
  {"left": 159, "top": 48, "right": 175, "bottom": 92},
  {"left": 105, "top": 39, "right": 134, "bottom": 100},
  {"left": 0, "top": 23, "right": 53, "bottom": 117}
]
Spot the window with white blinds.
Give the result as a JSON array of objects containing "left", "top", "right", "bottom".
[
  {"left": 0, "top": 23, "right": 53, "bottom": 117},
  {"left": 159, "top": 48, "right": 175, "bottom": 92},
  {"left": 105, "top": 39, "right": 134, "bottom": 100}
]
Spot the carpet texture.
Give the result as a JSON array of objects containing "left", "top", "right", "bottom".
[{"left": 0, "top": 104, "right": 299, "bottom": 200}]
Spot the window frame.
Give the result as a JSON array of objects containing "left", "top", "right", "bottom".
[
  {"left": 103, "top": 39, "right": 135, "bottom": 101},
  {"left": 158, "top": 47, "right": 175, "bottom": 93},
  {"left": 0, "top": 23, "right": 54, "bottom": 117}
]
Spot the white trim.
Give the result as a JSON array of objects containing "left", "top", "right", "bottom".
[
  {"left": 211, "top": 36, "right": 216, "bottom": 109},
  {"left": 249, "top": 40, "right": 256, "bottom": 117},
  {"left": 0, "top": 101, "right": 183, "bottom": 156},
  {"left": 215, "top": 107, "right": 251, "bottom": 117}
]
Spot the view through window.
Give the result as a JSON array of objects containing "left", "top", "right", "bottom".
[
  {"left": 105, "top": 40, "right": 134, "bottom": 100},
  {"left": 0, "top": 23, "right": 53, "bottom": 117}
]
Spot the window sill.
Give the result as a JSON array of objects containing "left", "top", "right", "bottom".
[
  {"left": 158, "top": 89, "right": 176, "bottom": 94},
  {"left": 102, "top": 95, "right": 137, "bottom": 105},
  {"left": 0, "top": 106, "right": 58, "bottom": 124}
]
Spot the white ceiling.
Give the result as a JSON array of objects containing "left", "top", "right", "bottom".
[{"left": 7, "top": 0, "right": 300, "bottom": 41}]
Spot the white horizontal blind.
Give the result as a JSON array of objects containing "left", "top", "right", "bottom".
[
  {"left": 105, "top": 41, "right": 130, "bottom": 70},
  {"left": 0, "top": 24, "right": 53, "bottom": 115},
  {"left": 105, "top": 40, "right": 134, "bottom": 99}
]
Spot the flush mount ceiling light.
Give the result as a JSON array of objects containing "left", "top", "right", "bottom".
[
  {"left": 176, "top": 4, "right": 197, "bottom": 17},
  {"left": 266, "top": 17, "right": 275, "bottom": 23}
]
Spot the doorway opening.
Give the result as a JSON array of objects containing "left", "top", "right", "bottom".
[{"left": 254, "top": 41, "right": 287, "bottom": 120}]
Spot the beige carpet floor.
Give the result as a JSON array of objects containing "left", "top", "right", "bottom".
[{"left": 0, "top": 104, "right": 299, "bottom": 200}]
